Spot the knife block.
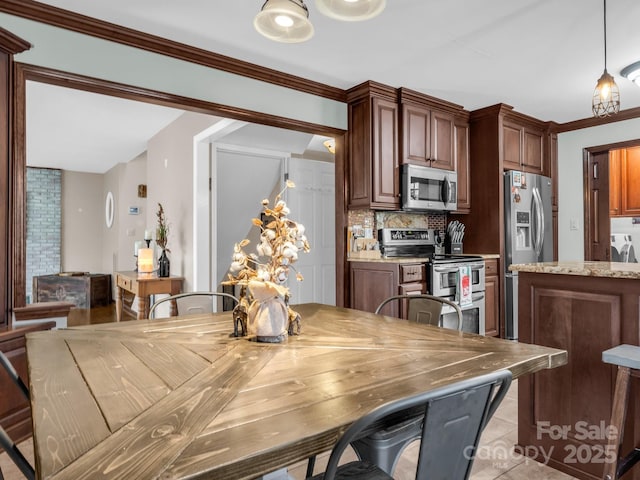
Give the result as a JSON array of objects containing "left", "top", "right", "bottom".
[{"left": 445, "top": 240, "right": 463, "bottom": 254}]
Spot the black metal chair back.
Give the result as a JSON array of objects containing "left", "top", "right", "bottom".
[
  {"left": 375, "top": 294, "right": 463, "bottom": 331},
  {"left": 308, "top": 370, "right": 512, "bottom": 480},
  {"left": 148, "top": 291, "right": 238, "bottom": 319}
]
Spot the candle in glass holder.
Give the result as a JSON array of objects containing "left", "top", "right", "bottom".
[{"left": 137, "top": 248, "right": 154, "bottom": 273}]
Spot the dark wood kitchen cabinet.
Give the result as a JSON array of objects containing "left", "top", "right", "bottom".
[
  {"left": 448, "top": 103, "right": 556, "bottom": 338},
  {"left": 484, "top": 258, "right": 500, "bottom": 337},
  {"left": 350, "top": 261, "right": 425, "bottom": 318},
  {"left": 502, "top": 117, "right": 545, "bottom": 175},
  {"left": 398, "top": 88, "right": 464, "bottom": 172},
  {"left": 454, "top": 114, "right": 471, "bottom": 214},
  {"left": 347, "top": 81, "right": 399, "bottom": 210}
]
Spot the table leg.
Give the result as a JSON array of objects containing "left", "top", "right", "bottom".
[
  {"left": 170, "top": 299, "right": 178, "bottom": 317},
  {"left": 116, "top": 286, "right": 123, "bottom": 322},
  {"left": 138, "top": 295, "right": 149, "bottom": 320}
]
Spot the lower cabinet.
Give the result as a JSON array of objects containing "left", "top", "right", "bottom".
[
  {"left": 484, "top": 258, "right": 500, "bottom": 337},
  {"left": 517, "top": 271, "right": 635, "bottom": 480},
  {"left": 350, "top": 261, "right": 425, "bottom": 317}
]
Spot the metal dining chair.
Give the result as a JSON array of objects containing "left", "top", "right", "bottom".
[
  {"left": 339, "top": 294, "right": 465, "bottom": 476},
  {"left": 374, "top": 294, "right": 464, "bottom": 331},
  {"left": 148, "top": 291, "right": 238, "bottom": 319},
  {"left": 307, "top": 370, "right": 512, "bottom": 480},
  {"left": 0, "top": 351, "right": 35, "bottom": 480}
]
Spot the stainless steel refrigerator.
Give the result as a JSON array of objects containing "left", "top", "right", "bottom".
[{"left": 504, "top": 171, "right": 553, "bottom": 340}]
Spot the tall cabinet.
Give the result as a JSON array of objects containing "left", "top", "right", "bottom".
[
  {"left": 346, "top": 81, "right": 400, "bottom": 210},
  {"left": 450, "top": 103, "right": 557, "bottom": 338}
]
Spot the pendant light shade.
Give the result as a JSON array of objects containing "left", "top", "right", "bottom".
[
  {"left": 315, "top": 0, "right": 386, "bottom": 21},
  {"left": 254, "top": 0, "right": 314, "bottom": 43},
  {"left": 592, "top": 0, "right": 620, "bottom": 117}
]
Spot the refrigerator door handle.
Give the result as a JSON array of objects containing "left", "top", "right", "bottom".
[
  {"left": 530, "top": 190, "right": 539, "bottom": 255},
  {"left": 533, "top": 187, "right": 544, "bottom": 257}
]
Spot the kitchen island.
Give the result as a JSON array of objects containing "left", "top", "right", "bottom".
[{"left": 512, "top": 261, "right": 640, "bottom": 480}]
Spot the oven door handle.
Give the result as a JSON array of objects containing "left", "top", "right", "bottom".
[{"left": 433, "top": 266, "right": 459, "bottom": 273}]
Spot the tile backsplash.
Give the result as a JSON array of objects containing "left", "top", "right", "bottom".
[{"left": 348, "top": 209, "right": 446, "bottom": 238}]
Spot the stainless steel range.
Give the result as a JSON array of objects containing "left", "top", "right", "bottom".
[{"left": 378, "top": 228, "right": 486, "bottom": 335}]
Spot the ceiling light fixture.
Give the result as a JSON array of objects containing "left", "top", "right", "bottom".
[
  {"left": 323, "top": 138, "right": 336, "bottom": 154},
  {"left": 592, "top": 0, "right": 620, "bottom": 117},
  {"left": 621, "top": 60, "right": 640, "bottom": 86},
  {"left": 254, "top": 0, "right": 314, "bottom": 43},
  {"left": 315, "top": 0, "right": 386, "bottom": 21}
]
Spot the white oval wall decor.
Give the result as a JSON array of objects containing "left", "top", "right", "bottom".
[{"left": 105, "top": 191, "right": 114, "bottom": 228}]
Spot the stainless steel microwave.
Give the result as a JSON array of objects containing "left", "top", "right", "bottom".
[{"left": 401, "top": 164, "right": 458, "bottom": 212}]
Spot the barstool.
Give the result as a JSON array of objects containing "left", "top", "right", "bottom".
[{"left": 602, "top": 344, "right": 640, "bottom": 480}]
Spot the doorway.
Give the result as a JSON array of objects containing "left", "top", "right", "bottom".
[{"left": 583, "top": 140, "right": 640, "bottom": 261}]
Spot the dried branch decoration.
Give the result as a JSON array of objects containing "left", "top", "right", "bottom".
[
  {"left": 225, "top": 180, "right": 310, "bottom": 293},
  {"left": 156, "top": 203, "right": 170, "bottom": 253}
]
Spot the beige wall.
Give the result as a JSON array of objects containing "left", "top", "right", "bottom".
[
  {"left": 100, "top": 153, "right": 148, "bottom": 297},
  {"left": 61, "top": 170, "right": 104, "bottom": 272},
  {"left": 146, "top": 111, "right": 222, "bottom": 291}
]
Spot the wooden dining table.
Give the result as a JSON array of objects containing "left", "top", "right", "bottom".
[{"left": 25, "top": 303, "right": 567, "bottom": 480}]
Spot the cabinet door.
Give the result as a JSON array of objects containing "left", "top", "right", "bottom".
[
  {"left": 372, "top": 97, "right": 400, "bottom": 209},
  {"left": 550, "top": 132, "right": 558, "bottom": 210},
  {"left": 502, "top": 121, "right": 522, "bottom": 170},
  {"left": 621, "top": 146, "right": 640, "bottom": 216},
  {"left": 609, "top": 149, "right": 622, "bottom": 216},
  {"left": 401, "top": 103, "right": 430, "bottom": 166},
  {"left": 522, "top": 127, "right": 544, "bottom": 174},
  {"left": 430, "top": 110, "right": 455, "bottom": 171},
  {"left": 454, "top": 121, "right": 470, "bottom": 213},
  {"left": 350, "top": 262, "right": 397, "bottom": 315},
  {"left": 484, "top": 259, "right": 500, "bottom": 337},
  {"left": 484, "top": 275, "right": 499, "bottom": 337}
]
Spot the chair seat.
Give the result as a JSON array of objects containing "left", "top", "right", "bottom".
[
  {"left": 308, "top": 461, "right": 393, "bottom": 480},
  {"left": 603, "top": 344, "right": 640, "bottom": 369}
]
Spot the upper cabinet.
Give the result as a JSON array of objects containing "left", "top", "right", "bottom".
[
  {"left": 610, "top": 146, "right": 640, "bottom": 217},
  {"left": 502, "top": 117, "right": 546, "bottom": 175},
  {"left": 454, "top": 114, "right": 471, "bottom": 214},
  {"left": 345, "top": 83, "right": 470, "bottom": 212},
  {"left": 347, "top": 81, "right": 400, "bottom": 210},
  {"left": 398, "top": 88, "right": 463, "bottom": 171}
]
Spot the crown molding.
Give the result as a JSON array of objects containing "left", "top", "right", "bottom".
[{"left": 0, "top": 0, "right": 347, "bottom": 103}]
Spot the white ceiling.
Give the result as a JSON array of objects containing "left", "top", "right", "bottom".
[
  {"left": 32, "top": 0, "right": 640, "bottom": 123},
  {"left": 24, "top": 0, "right": 640, "bottom": 171}
]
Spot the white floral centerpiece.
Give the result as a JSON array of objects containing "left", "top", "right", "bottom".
[{"left": 225, "top": 180, "right": 310, "bottom": 342}]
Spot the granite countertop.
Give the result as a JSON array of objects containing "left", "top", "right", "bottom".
[
  {"left": 347, "top": 256, "right": 427, "bottom": 263},
  {"left": 348, "top": 253, "right": 500, "bottom": 263},
  {"left": 509, "top": 261, "right": 640, "bottom": 279}
]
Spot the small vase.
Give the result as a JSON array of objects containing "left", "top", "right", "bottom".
[
  {"left": 247, "top": 280, "right": 288, "bottom": 343},
  {"left": 158, "top": 249, "right": 170, "bottom": 277}
]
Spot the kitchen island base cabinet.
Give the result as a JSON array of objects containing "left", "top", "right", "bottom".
[{"left": 517, "top": 270, "right": 640, "bottom": 480}]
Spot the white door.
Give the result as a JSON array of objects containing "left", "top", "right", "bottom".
[{"left": 285, "top": 158, "right": 335, "bottom": 305}]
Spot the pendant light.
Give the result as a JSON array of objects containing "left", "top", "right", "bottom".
[
  {"left": 315, "top": 0, "right": 386, "bottom": 21},
  {"left": 254, "top": 0, "right": 314, "bottom": 43},
  {"left": 592, "top": 0, "right": 620, "bottom": 117}
]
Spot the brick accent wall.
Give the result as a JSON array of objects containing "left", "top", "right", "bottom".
[{"left": 26, "top": 167, "right": 61, "bottom": 304}]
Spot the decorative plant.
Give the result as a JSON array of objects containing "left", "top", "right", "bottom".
[
  {"left": 156, "top": 203, "right": 170, "bottom": 252},
  {"left": 225, "top": 180, "right": 310, "bottom": 296}
]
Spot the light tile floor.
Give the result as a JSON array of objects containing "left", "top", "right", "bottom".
[{"left": 0, "top": 380, "right": 578, "bottom": 479}]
